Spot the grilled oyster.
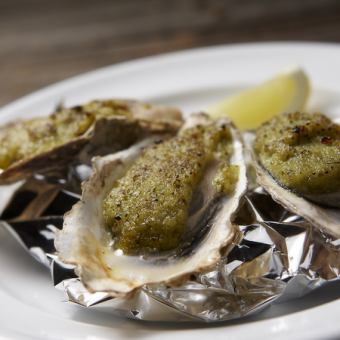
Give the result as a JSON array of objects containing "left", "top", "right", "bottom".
[
  {"left": 254, "top": 112, "right": 340, "bottom": 238},
  {"left": 55, "top": 113, "right": 247, "bottom": 296},
  {"left": 0, "top": 99, "right": 182, "bottom": 184}
]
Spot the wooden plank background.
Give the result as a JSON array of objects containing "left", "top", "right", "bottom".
[{"left": 1, "top": 0, "right": 340, "bottom": 106}]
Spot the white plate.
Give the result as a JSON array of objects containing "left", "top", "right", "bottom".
[{"left": 0, "top": 42, "right": 339, "bottom": 340}]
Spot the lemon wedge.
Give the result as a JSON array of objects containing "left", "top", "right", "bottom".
[{"left": 207, "top": 67, "right": 310, "bottom": 130}]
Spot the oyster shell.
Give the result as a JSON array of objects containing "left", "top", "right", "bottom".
[
  {"left": 55, "top": 113, "right": 247, "bottom": 296},
  {"left": 254, "top": 164, "right": 340, "bottom": 238},
  {"left": 0, "top": 99, "right": 182, "bottom": 184},
  {"left": 253, "top": 112, "right": 340, "bottom": 238}
]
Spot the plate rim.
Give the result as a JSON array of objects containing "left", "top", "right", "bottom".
[{"left": 2, "top": 41, "right": 340, "bottom": 115}]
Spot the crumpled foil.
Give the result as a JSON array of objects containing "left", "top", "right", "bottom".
[{"left": 0, "top": 169, "right": 339, "bottom": 322}]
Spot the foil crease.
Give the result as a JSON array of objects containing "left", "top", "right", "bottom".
[{"left": 0, "top": 173, "right": 339, "bottom": 322}]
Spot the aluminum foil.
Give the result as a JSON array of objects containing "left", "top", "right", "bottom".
[{"left": 0, "top": 169, "right": 339, "bottom": 322}]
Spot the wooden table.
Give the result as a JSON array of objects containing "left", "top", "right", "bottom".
[{"left": 1, "top": 0, "right": 340, "bottom": 107}]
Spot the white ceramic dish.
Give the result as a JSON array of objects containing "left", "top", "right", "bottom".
[{"left": 0, "top": 42, "right": 339, "bottom": 340}]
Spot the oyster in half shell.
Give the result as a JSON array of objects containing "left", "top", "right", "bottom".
[
  {"left": 0, "top": 99, "right": 182, "bottom": 184},
  {"left": 55, "top": 113, "right": 247, "bottom": 296},
  {"left": 253, "top": 112, "right": 340, "bottom": 238}
]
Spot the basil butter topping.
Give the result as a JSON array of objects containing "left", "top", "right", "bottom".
[
  {"left": 103, "top": 122, "right": 239, "bottom": 255},
  {"left": 0, "top": 100, "right": 132, "bottom": 169},
  {"left": 255, "top": 112, "right": 340, "bottom": 195}
]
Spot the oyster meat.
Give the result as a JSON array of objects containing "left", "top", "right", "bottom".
[
  {"left": 0, "top": 99, "right": 182, "bottom": 184},
  {"left": 253, "top": 112, "right": 340, "bottom": 238},
  {"left": 55, "top": 113, "right": 247, "bottom": 296}
]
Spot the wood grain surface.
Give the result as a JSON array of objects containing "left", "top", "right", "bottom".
[{"left": 1, "top": 0, "right": 340, "bottom": 106}]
